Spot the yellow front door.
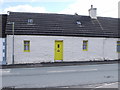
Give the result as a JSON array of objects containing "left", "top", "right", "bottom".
[{"left": 54, "top": 40, "right": 63, "bottom": 61}]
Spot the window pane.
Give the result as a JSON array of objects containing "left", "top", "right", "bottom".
[
  {"left": 24, "top": 45, "right": 29, "bottom": 50},
  {"left": 26, "top": 45, "right": 29, "bottom": 50},
  {"left": 28, "top": 19, "right": 33, "bottom": 24},
  {"left": 24, "top": 41, "right": 30, "bottom": 52},
  {"left": 24, "top": 41, "right": 29, "bottom": 45},
  {"left": 83, "top": 42, "right": 87, "bottom": 45},
  {"left": 83, "top": 45, "right": 87, "bottom": 49},
  {"left": 117, "top": 45, "right": 120, "bottom": 52},
  {"left": 83, "top": 40, "right": 88, "bottom": 51},
  {"left": 117, "top": 41, "right": 120, "bottom": 44},
  {"left": 58, "top": 44, "right": 60, "bottom": 48},
  {"left": 24, "top": 45, "right": 26, "bottom": 50}
]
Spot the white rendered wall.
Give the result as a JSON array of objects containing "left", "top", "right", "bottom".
[
  {"left": 6, "top": 35, "right": 119, "bottom": 64},
  {"left": 89, "top": 9, "right": 97, "bottom": 19}
]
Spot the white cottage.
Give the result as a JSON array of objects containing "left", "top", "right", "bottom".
[{"left": 1, "top": 6, "right": 120, "bottom": 64}]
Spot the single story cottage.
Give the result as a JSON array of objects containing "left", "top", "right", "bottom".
[{"left": 0, "top": 5, "right": 120, "bottom": 64}]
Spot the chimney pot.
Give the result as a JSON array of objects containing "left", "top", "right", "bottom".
[{"left": 91, "top": 5, "right": 93, "bottom": 8}]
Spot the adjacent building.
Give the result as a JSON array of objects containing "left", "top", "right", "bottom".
[
  {"left": 0, "top": 14, "right": 7, "bottom": 65},
  {"left": 0, "top": 6, "right": 120, "bottom": 64}
]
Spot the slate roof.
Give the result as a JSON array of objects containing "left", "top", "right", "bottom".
[
  {"left": 0, "top": 14, "right": 7, "bottom": 38},
  {"left": 5, "top": 12, "right": 119, "bottom": 38}
]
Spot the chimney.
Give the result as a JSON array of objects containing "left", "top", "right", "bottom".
[{"left": 88, "top": 5, "right": 97, "bottom": 19}]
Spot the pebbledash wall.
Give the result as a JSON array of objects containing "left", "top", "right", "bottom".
[{"left": 6, "top": 35, "right": 119, "bottom": 64}]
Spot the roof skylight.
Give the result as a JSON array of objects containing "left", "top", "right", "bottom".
[
  {"left": 76, "top": 21, "right": 81, "bottom": 25},
  {"left": 28, "top": 19, "right": 33, "bottom": 24}
]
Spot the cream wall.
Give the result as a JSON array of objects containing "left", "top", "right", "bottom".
[{"left": 6, "top": 35, "right": 119, "bottom": 64}]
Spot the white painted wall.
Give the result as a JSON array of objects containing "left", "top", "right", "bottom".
[{"left": 6, "top": 35, "right": 119, "bottom": 64}]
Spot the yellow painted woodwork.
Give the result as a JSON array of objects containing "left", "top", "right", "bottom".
[
  {"left": 83, "top": 40, "right": 88, "bottom": 51},
  {"left": 117, "top": 41, "right": 120, "bottom": 53},
  {"left": 54, "top": 40, "right": 63, "bottom": 61},
  {"left": 24, "top": 41, "right": 30, "bottom": 52}
]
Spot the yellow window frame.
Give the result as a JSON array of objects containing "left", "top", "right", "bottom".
[
  {"left": 117, "top": 41, "right": 120, "bottom": 53},
  {"left": 83, "top": 40, "right": 88, "bottom": 51},
  {"left": 24, "top": 41, "right": 30, "bottom": 52}
]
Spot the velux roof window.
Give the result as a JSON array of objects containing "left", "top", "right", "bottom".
[
  {"left": 76, "top": 20, "right": 82, "bottom": 27},
  {"left": 28, "top": 19, "right": 33, "bottom": 24},
  {"left": 76, "top": 21, "right": 81, "bottom": 25}
]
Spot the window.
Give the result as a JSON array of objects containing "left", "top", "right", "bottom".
[
  {"left": 76, "top": 20, "right": 82, "bottom": 27},
  {"left": 83, "top": 40, "right": 88, "bottom": 51},
  {"left": 58, "top": 44, "right": 60, "bottom": 48},
  {"left": 3, "top": 49, "right": 5, "bottom": 53},
  {"left": 76, "top": 21, "right": 81, "bottom": 25},
  {"left": 117, "top": 41, "right": 120, "bottom": 53},
  {"left": 3, "top": 42, "right": 5, "bottom": 46},
  {"left": 24, "top": 41, "right": 30, "bottom": 52},
  {"left": 28, "top": 19, "right": 33, "bottom": 24}
]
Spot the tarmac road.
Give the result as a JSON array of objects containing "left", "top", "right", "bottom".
[{"left": 1, "top": 63, "right": 118, "bottom": 88}]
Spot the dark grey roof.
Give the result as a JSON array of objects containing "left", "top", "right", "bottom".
[
  {"left": 0, "top": 14, "right": 7, "bottom": 38},
  {"left": 6, "top": 12, "right": 119, "bottom": 38}
]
